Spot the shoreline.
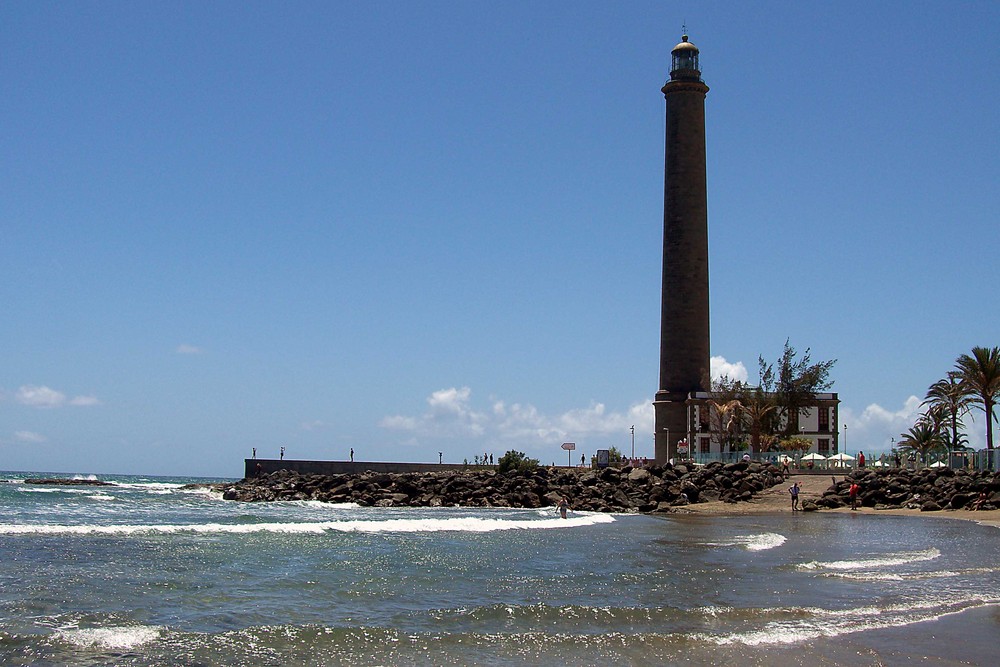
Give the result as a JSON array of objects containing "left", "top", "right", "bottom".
[{"left": 675, "top": 473, "right": 1000, "bottom": 528}]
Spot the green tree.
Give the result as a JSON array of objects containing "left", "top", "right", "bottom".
[
  {"left": 923, "top": 372, "right": 972, "bottom": 450},
  {"left": 759, "top": 340, "right": 836, "bottom": 437},
  {"left": 898, "top": 423, "right": 946, "bottom": 462},
  {"left": 954, "top": 346, "right": 1000, "bottom": 451},
  {"left": 708, "top": 398, "right": 744, "bottom": 453},
  {"left": 496, "top": 450, "right": 539, "bottom": 474},
  {"left": 738, "top": 384, "right": 779, "bottom": 453},
  {"left": 777, "top": 436, "right": 812, "bottom": 453}
]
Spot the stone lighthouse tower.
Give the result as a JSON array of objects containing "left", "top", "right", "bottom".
[{"left": 653, "top": 34, "right": 711, "bottom": 463}]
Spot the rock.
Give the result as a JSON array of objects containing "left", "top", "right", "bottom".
[
  {"left": 24, "top": 478, "right": 115, "bottom": 486},
  {"left": 627, "top": 468, "right": 651, "bottom": 483},
  {"left": 920, "top": 500, "right": 942, "bottom": 512},
  {"left": 949, "top": 493, "right": 974, "bottom": 509},
  {"left": 217, "top": 460, "right": 796, "bottom": 514},
  {"left": 801, "top": 501, "right": 819, "bottom": 512}
]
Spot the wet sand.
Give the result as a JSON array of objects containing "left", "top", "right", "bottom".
[{"left": 680, "top": 473, "right": 1000, "bottom": 528}]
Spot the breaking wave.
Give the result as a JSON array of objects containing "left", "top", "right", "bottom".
[
  {"left": 798, "top": 547, "right": 940, "bottom": 571},
  {"left": 55, "top": 625, "right": 162, "bottom": 650},
  {"left": 0, "top": 512, "right": 614, "bottom": 536}
]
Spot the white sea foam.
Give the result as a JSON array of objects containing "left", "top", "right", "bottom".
[
  {"left": 287, "top": 500, "right": 361, "bottom": 510},
  {"left": 700, "top": 598, "right": 996, "bottom": 646},
  {"left": 0, "top": 512, "right": 615, "bottom": 536},
  {"left": 56, "top": 625, "right": 162, "bottom": 649},
  {"left": 85, "top": 494, "right": 116, "bottom": 501},
  {"left": 115, "top": 482, "right": 183, "bottom": 491},
  {"left": 741, "top": 532, "right": 786, "bottom": 551},
  {"left": 799, "top": 547, "right": 940, "bottom": 571},
  {"left": 705, "top": 532, "right": 787, "bottom": 551},
  {"left": 825, "top": 566, "right": 997, "bottom": 582}
]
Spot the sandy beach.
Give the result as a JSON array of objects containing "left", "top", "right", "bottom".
[{"left": 679, "top": 472, "right": 1000, "bottom": 528}]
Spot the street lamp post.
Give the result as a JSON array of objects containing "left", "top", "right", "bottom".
[
  {"left": 844, "top": 424, "right": 848, "bottom": 456},
  {"left": 630, "top": 425, "right": 635, "bottom": 460},
  {"left": 438, "top": 452, "right": 443, "bottom": 465}
]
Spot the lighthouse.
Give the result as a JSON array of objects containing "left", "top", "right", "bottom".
[{"left": 653, "top": 34, "right": 711, "bottom": 463}]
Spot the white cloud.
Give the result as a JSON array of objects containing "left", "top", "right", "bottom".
[
  {"left": 14, "top": 385, "right": 100, "bottom": 408},
  {"left": 300, "top": 420, "right": 326, "bottom": 431},
  {"left": 14, "top": 430, "right": 47, "bottom": 443},
  {"left": 839, "top": 396, "right": 923, "bottom": 456},
  {"left": 69, "top": 395, "right": 101, "bottom": 406},
  {"left": 176, "top": 344, "right": 204, "bottom": 354},
  {"left": 711, "top": 355, "right": 748, "bottom": 383},
  {"left": 16, "top": 385, "right": 67, "bottom": 408},
  {"left": 381, "top": 387, "right": 653, "bottom": 453}
]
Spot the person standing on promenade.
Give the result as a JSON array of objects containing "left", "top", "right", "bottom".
[
  {"left": 280, "top": 446, "right": 285, "bottom": 460},
  {"left": 350, "top": 448, "right": 354, "bottom": 462},
  {"left": 789, "top": 482, "right": 800, "bottom": 511},
  {"left": 858, "top": 451, "right": 866, "bottom": 468},
  {"left": 849, "top": 481, "right": 860, "bottom": 510}
]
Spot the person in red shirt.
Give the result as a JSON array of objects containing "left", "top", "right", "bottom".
[{"left": 849, "top": 482, "right": 860, "bottom": 510}]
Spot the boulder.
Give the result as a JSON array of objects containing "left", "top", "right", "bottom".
[{"left": 627, "top": 468, "right": 652, "bottom": 483}]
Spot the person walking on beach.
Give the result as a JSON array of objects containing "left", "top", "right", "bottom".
[
  {"left": 789, "top": 482, "right": 800, "bottom": 511},
  {"left": 557, "top": 497, "right": 570, "bottom": 519},
  {"left": 849, "top": 481, "right": 860, "bottom": 510}
]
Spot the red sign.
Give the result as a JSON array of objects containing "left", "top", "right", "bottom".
[{"left": 561, "top": 442, "right": 576, "bottom": 451}]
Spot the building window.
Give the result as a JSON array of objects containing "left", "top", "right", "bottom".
[
  {"left": 818, "top": 438, "right": 830, "bottom": 453},
  {"left": 700, "top": 437, "right": 711, "bottom": 454},
  {"left": 818, "top": 407, "right": 829, "bottom": 433}
]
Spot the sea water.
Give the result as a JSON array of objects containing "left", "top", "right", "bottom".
[{"left": 1, "top": 470, "right": 998, "bottom": 666}]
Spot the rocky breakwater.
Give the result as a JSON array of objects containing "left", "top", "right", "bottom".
[
  {"left": 807, "top": 467, "right": 1000, "bottom": 512},
  {"left": 220, "top": 461, "right": 786, "bottom": 513},
  {"left": 24, "top": 478, "right": 115, "bottom": 486}
]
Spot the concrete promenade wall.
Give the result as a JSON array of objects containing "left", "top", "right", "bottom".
[{"left": 243, "top": 459, "right": 494, "bottom": 479}]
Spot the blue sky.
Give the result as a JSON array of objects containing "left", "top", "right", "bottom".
[{"left": 2, "top": 1, "right": 998, "bottom": 477}]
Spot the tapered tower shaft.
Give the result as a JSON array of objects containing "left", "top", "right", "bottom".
[{"left": 654, "top": 34, "right": 710, "bottom": 463}]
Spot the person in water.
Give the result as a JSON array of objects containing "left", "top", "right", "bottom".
[{"left": 557, "top": 497, "right": 570, "bottom": 519}]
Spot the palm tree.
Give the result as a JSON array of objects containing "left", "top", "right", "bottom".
[
  {"left": 708, "top": 399, "right": 743, "bottom": 454},
  {"left": 739, "top": 388, "right": 779, "bottom": 453},
  {"left": 923, "top": 373, "right": 971, "bottom": 451},
  {"left": 954, "top": 346, "right": 1000, "bottom": 450},
  {"left": 898, "top": 424, "right": 946, "bottom": 464}
]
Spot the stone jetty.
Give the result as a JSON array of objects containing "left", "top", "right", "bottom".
[
  {"left": 24, "top": 478, "right": 115, "bottom": 486},
  {"left": 219, "top": 461, "right": 787, "bottom": 513}
]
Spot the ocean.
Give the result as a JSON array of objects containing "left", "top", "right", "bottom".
[{"left": 1, "top": 470, "right": 998, "bottom": 666}]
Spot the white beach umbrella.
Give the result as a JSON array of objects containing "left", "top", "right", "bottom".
[
  {"left": 800, "top": 453, "right": 827, "bottom": 461},
  {"left": 929, "top": 461, "right": 947, "bottom": 468},
  {"left": 828, "top": 453, "right": 855, "bottom": 461}
]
